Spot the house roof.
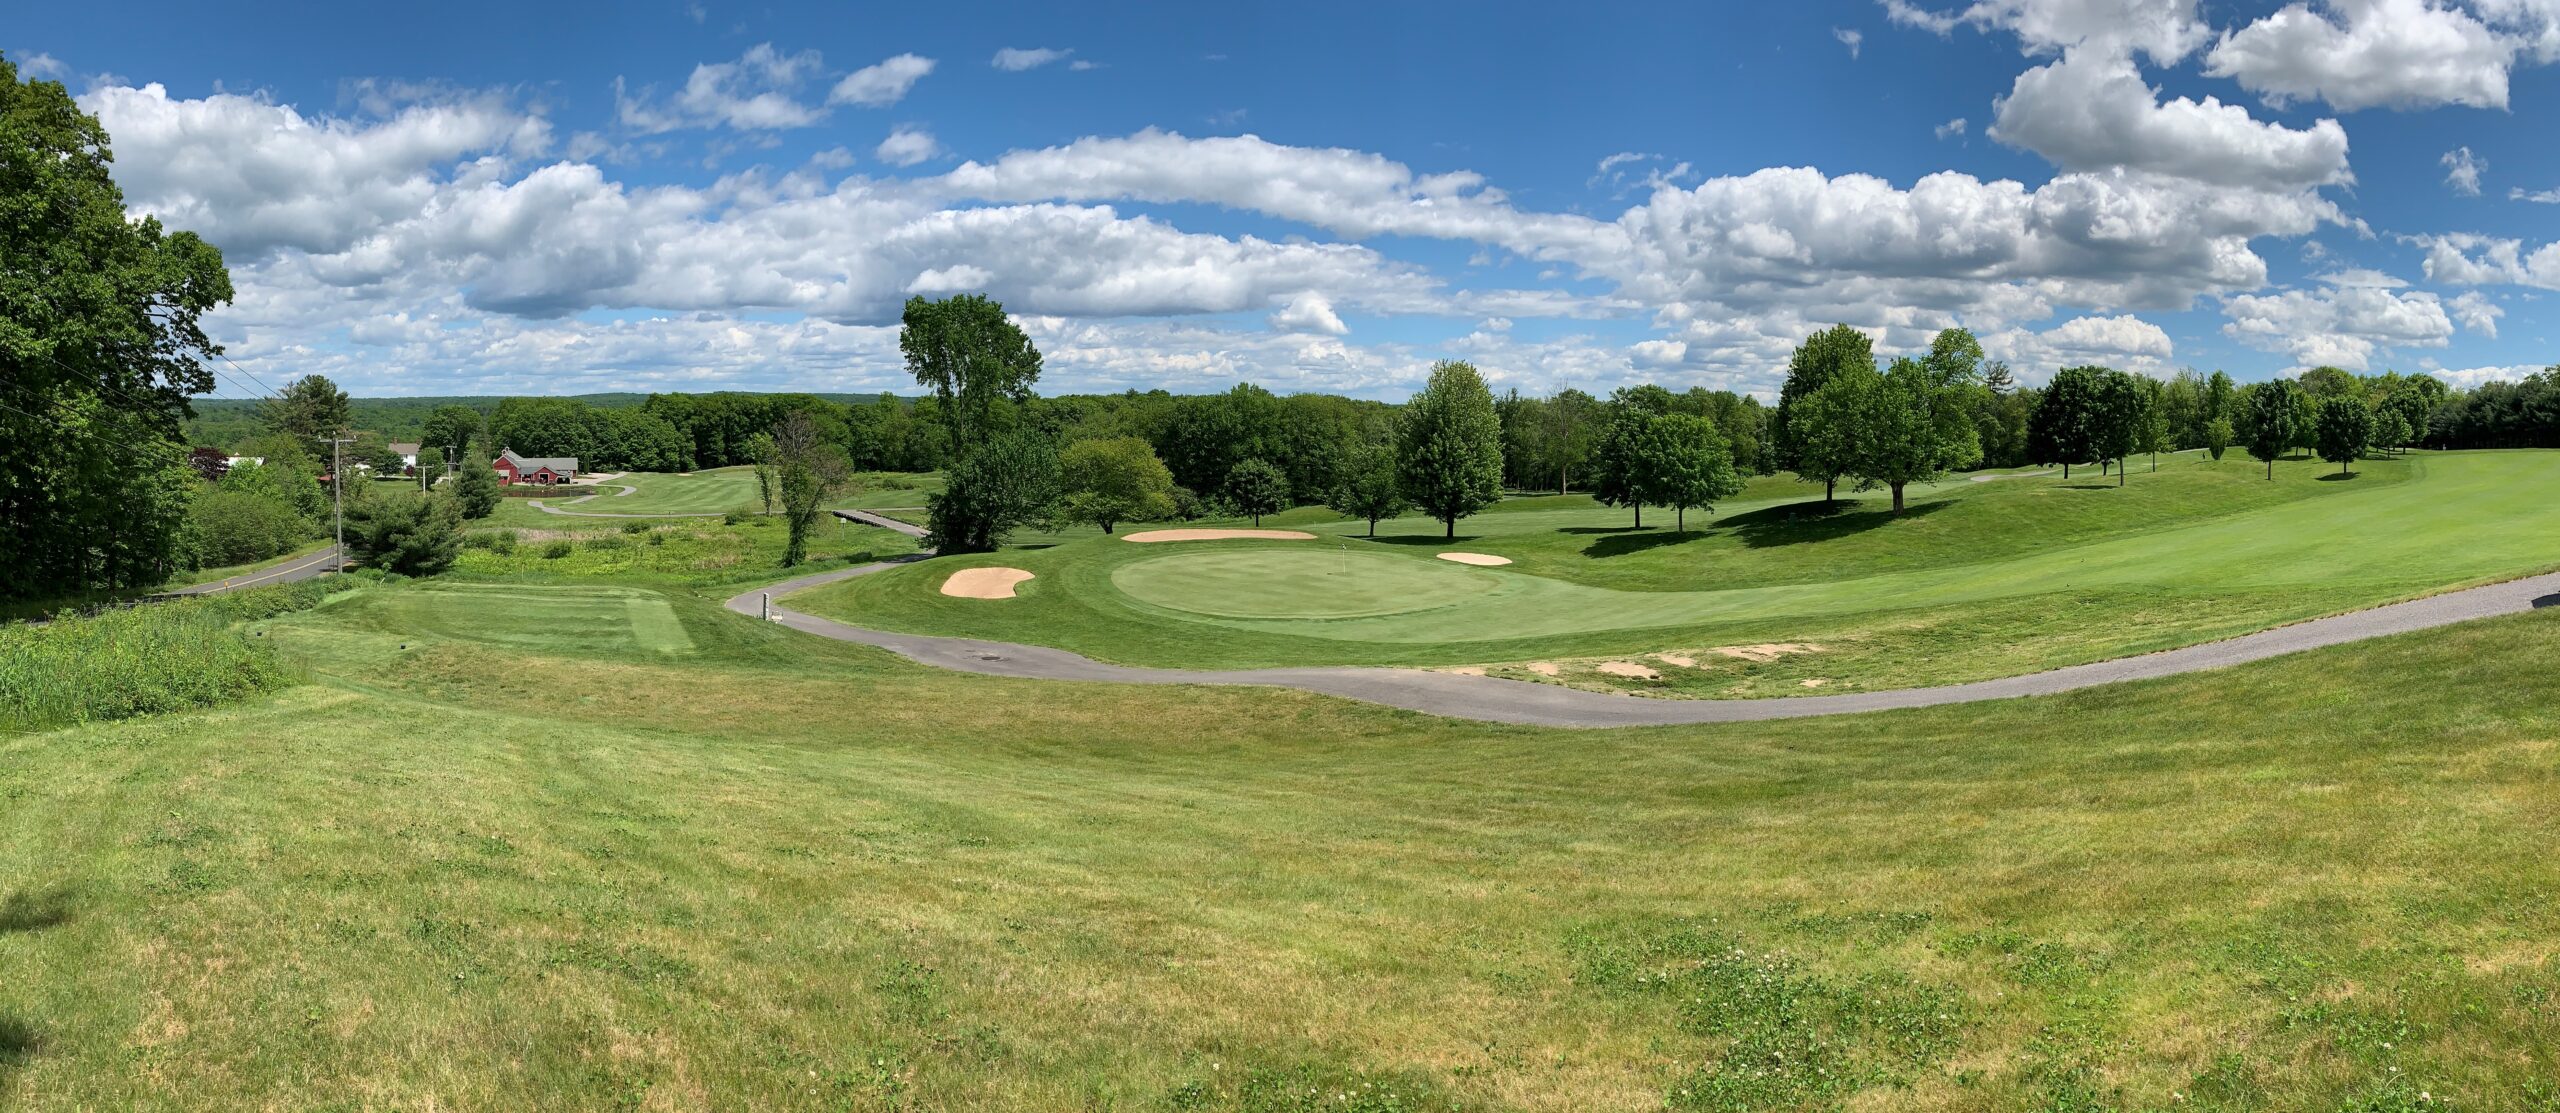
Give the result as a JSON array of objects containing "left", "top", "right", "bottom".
[
  {"left": 388, "top": 442, "right": 421, "bottom": 455},
  {"left": 496, "top": 448, "right": 579, "bottom": 472}
]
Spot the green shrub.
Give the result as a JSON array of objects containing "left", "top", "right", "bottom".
[
  {"left": 619, "top": 520, "right": 652, "bottom": 535},
  {"left": 188, "top": 488, "right": 310, "bottom": 568},
  {"left": 646, "top": 532, "right": 666, "bottom": 547},
  {"left": 541, "top": 540, "right": 574, "bottom": 559},
  {"left": 344, "top": 490, "right": 463, "bottom": 576},
  {"left": 0, "top": 579, "right": 329, "bottom": 731},
  {"left": 723, "top": 510, "right": 749, "bottom": 526},
  {"left": 585, "top": 535, "right": 628, "bottom": 551}
]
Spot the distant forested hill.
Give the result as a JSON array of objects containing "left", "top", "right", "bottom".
[{"left": 182, "top": 393, "right": 888, "bottom": 449}]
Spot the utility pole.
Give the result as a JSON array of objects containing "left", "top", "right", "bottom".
[
  {"left": 443, "top": 444, "right": 458, "bottom": 489},
  {"left": 321, "top": 434, "right": 353, "bottom": 551}
]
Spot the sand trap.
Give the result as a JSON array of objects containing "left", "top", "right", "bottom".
[
  {"left": 1448, "top": 666, "right": 1487, "bottom": 677},
  {"left": 940, "top": 567, "right": 1035, "bottom": 599},
  {"left": 1436, "top": 552, "right": 1512, "bottom": 566},
  {"left": 1525, "top": 662, "right": 1561, "bottom": 677},
  {"left": 1799, "top": 678, "right": 1829, "bottom": 688},
  {"left": 1711, "top": 642, "right": 1823, "bottom": 663},
  {"left": 1120, "top": 528, "right": 1316, "bottom": 543},
  {"left": 1597, "top": 661, "right": 1661, "bottom": 680}
]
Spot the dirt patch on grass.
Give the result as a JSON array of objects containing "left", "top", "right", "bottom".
[
  {"left": 1711, "top": 642, "right": 1824, "bottom": 662},
  {"left": 1526, "top": 662, "right": 1561, "bottom": 677},
  {"left": 1120, "top": 528, "right": 1317, "bottom": 543},
  {"left": 940, "top": 568, "right": 1035, "bottom": 599},
  {"left": 1596, "top": 661, "right": 1660, "bottom": 680},
  {"left": 1436, "top": 552, "right": 1512, "bottom": 566},
  {"left": 1655, "top": 653, "right": 1697, "bottom": 668}
]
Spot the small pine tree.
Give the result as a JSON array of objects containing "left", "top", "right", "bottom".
[{"left": 452, "top": 451, "right": 503, "bottom": 519}]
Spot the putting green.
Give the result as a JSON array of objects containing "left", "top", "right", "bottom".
[{"left": 1114, "top": 549, "right": 1500, "bottom": 619}]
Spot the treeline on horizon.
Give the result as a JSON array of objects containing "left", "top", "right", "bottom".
[{"left": 191, "top": 357, "right": 2560, "bottom": 502}]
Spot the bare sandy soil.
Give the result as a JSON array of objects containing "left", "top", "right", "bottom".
[
  {"left": 1436, "top": 552, "right": 1512, "bottom": 566},
  {"left": 940, "top": 567, "right": 1035, "bottom": 599},
  {"left": 1119, "top": 528, "right": 1316, "bottom": 543}
]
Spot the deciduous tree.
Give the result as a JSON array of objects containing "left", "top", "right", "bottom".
[
  {"left": 2316, "top": 396, "right": 2373, "bottom": 477},
  {"left": 1848, "top": 357, "right": 1982, "bottom": 511},
  {"left": 773, "top": 412, "right": 855, "bottom": 566},
  {"left": 1645, "top": 413, "right": 1743, "bottom": 532},
  {"left": 1059, "top": 436, "right": 1176, "bottom": 533},
  {"left": 925, "top": 434, "right": 1058, "bottom": 554},
  {"left": 1774, "top": 324, "right": 1874, "bottom": 497},
  {"left": 1324, "top": 441, "right": 1407, "bottom": 537},
  {"left": 900, "top": 293, "right": 1042, "bottom": 456},
  {"left": 1396, "top": 361, "right": 1506, "bottom": 539},
  {"left": 1225, "top": 458, "right": 1290, "bottom": 527},
  {"left": 2246, "top": 378, "right": 2303, "bottom": 479}
]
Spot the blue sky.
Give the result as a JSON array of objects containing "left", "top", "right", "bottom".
[{"left": 16, "top": 0, "right": 2560, "bottom": 399}]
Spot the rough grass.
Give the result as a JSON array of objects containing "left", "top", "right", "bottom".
[
  {"left": 7, "top": 571, "right": 2560, "bottom": 1108},
  {"left": 794, "top": 451, "right": 2557, "bottom": 690},
  {"left": 0, "top": 579, "right": 332, "bottom": 731},
  {"left": 454, "top": 513, "right": 918, "bottom": 587}
]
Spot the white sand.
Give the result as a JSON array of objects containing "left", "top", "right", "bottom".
[
  {"left": 1436, "top": 552, "right": 1512, "bottom": 566},
  {"left": 940, "top": 567, "right": 1035, "bottom": 599},
  {"left": 1119, "top": 528, "right": 1317, "bottom": 543}
]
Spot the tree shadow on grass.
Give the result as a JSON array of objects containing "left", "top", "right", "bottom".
[
  {"left": 1677, "top": 497, "right": 1953, "bottom": 552},
  {"left": 1579, "top": 526, "right": 1725, "bottom": 558},
  {"left": 2315, "top": 471, "right": 2359, "bottom": 481},
  {"left": 0, "top": 886, "right": 75, "bottom": 935},
  {"left": 0, "top": 1017, "right": 37, "bottom": 1084},
  {"left": 1363, "top": 534, "right": 1484, "bottom": 546},
  {"left": 2057, "top": 483, "right": 2119, "bottom": 491}
]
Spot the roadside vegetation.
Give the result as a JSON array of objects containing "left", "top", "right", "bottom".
[{"left": 0, "top": 579, "right": 331, "bottom": 731}]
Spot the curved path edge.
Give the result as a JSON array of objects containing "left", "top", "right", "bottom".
[{"left": 724, "top": 559, "right": 2560, "bottom": 728}]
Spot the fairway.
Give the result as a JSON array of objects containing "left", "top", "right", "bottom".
[
  {"left": 580, "top": 467, "right": 758, "bottom": 515},
  {"left": 796, "top": 451, "right": 2560, "bottom": 692},
  {"left": 1114, "top": 548, "right": 1500, "bottom": 619},
  {"left": 325, "top": 582, "right": 697, "bottom": 655}
]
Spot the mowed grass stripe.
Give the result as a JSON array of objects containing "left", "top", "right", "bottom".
[{"left": 333, "top": 583, "right": 698, "bottom": 657}]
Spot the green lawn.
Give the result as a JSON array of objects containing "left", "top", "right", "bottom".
[
  {"left": 8, "top": 558, "right": 2560, "bottom": 1108},
  {"left": 794, "top": 451, "right": 2559, "bottom": 696}
]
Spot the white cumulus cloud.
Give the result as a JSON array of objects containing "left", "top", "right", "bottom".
[{"left": 829, "top": 53, "right": 935, "bottom": 107}]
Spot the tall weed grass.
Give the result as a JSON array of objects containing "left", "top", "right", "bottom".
[{"left": 0, "top": 578, "right": 333, "bottom": 731}]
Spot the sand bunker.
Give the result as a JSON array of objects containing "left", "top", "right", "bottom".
[
  {"left": 1120, "top": 528, "right": 1316, "bottom": 543},
  {"left": 1436, "top": 552, "right": 1512, "bottom": 566},
  {"left": 1655, "top": 653, "right": 1698, "bottom": 668},
  {"left": 1596, "top": 661, "right": 1661, "bottom": 680},
  {"left": 940, "top": 567, "right": 1035, "bottom": 599},
  {"left": 1448, "top": 667, "right": 1487, "bottom": 677},
  {"left": 1525, "top": 662, "right": 1561, "bottom": 677},
  {"left": 1711, "top": 643, "right": 1823, "bottom": 662}
]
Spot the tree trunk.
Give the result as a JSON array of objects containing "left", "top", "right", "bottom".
[
  {"left": 2117, "top": 462, "right": 2125, "bottom": 487},
  {"left": 1825, "top": 477, "right": 1835, "bottom": 502},
  {"left": 1633, "top": 504, "right": 1642, "bottom": 529},
  {"left": 2063, "top": 462, "right": 2071, "bottom": 478},
  {"left": 1444, "top": 517, "right": 1456, "bottom": 540},
  {"left": 2342, "top": 458, "right": 2350, "bottom": 477},
  {"left": 2267, "top": 458, "right": 2273, "bottom": 480},
  {"left": 1102, "top": 520, "right": 1115, "bottom": 534},
  {"left": 1367, "top": 517, "right": 1378, "bottom": 538},
  {"left": 1677, "top": 506, "right": 1685, "bottom": 533},
  {"left": 1891, "top": 483, "right": 1905, "bottom": 513}
]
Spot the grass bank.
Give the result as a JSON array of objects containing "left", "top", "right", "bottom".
[
  {"left": 0, "top": 579, "right": 334, "bottom": 731},
  {"left": 5, "top": 571, "right": 2560, "bottom": 1108}
]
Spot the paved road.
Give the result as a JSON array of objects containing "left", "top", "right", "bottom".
[
  {"left": 724, "top": 557, "right": 2560, "bottom": 728},
  {"left": 159, "top": 545, "right": 347, "bottom": 597}
]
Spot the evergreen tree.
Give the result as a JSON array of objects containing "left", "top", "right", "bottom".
[{"left": 452, "top": 450, "right": 503, "bottom": 519}]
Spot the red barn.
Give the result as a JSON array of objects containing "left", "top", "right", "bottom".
[{"left": 493, "top": 448, "right": 579, "bottom": 486}]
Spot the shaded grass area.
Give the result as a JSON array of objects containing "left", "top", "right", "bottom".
[
  {"left": 793, "top": 452, "right": 2557, "bottom": 687},
  {"left": 6, "top": 579, "right": 2560, "bottom": 1108}
]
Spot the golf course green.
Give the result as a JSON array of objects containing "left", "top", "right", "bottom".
[{"left": 795, "top": 450, "right": 2560, "bottom": 694}]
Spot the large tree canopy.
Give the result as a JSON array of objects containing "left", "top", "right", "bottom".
[
  {"left": 1396, "top": 361, "right": 1505, "bottom": 539},
  {"left": 1772, "top": 324, "right": 1874, "bottom": 493},
  {"left": 0, "top": 54, "right": 235, "bottom": 600},
  {"left": 899, "top": 293, "right": 1042, "bottom": 457}
]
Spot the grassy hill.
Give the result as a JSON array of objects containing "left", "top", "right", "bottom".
[{"left": 7, "top": 542, "right": 2560, "bottom": 1108}]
